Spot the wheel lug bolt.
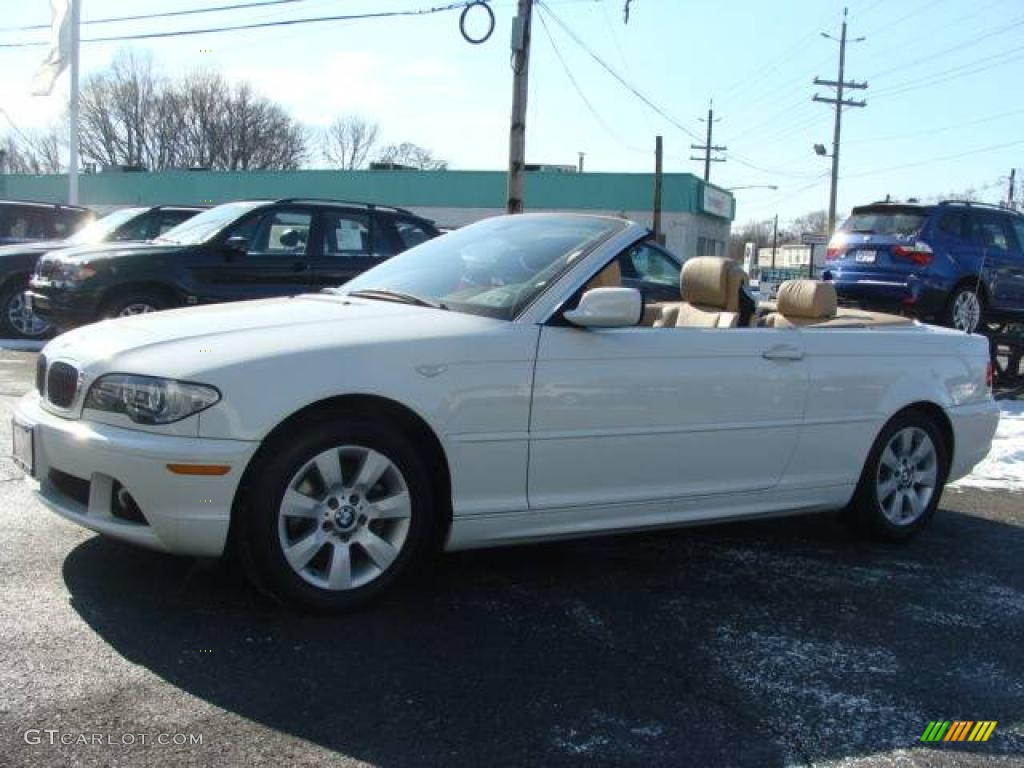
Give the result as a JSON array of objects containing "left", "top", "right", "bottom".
[
  {"left": 327, "top": 497, "right": 340, "bottom": 510},
  {"left": 350, "top": 494, "right": 359, "bottom": 504},
  {"left": 321, "top": 521, "right": 332, "bottom": 531}
]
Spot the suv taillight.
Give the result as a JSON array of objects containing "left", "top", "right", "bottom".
[
  {"left": 892, "top": 242, "right": 934, "bottom": 265},
  {"left": 825, "top": 236, "right": 845, "bottom": 261}
]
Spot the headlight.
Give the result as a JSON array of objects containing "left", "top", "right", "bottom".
[
  {"left": 84, "top": 374, "right": 220, "bottom": 424},
  {"left": 52, "top": 263, "right": 97, "bottom": 282}
]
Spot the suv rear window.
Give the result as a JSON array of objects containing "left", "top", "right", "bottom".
[{"left": 842, "top": 207, "right": 927, "bottom": 236}]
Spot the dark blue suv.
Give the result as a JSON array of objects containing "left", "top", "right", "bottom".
[{"left": 822, "top": 201, "right": 1024, "bottom": 333}]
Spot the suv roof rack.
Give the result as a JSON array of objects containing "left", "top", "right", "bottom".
[
  {"left": 0, "top": 198, "right": 91, "bottom": 211},
  {"left": 273, "top": 197, "right": 414, "bottom": 216},
  {"left": 937, "top": 199, "right": 1016, "bottom": 212}
]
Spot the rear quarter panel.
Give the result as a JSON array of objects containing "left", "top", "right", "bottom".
[{"left": 782, "top": 324, "right": 987, "bottom": 491}]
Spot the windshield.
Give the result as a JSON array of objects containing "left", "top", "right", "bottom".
[
  {"left": 339, "top": 214, "right": 626, "bottom": 320},
  {"left": 155, "top": 201, "right": 266, "bottom": 245},
  {"left": 841, "top": 207, "right": 928, "bottom": 236},
  {"left": 65, "top": 208, "right": 147, "bottom": 246}
]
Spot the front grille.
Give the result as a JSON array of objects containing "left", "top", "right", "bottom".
[
  {"left": 49, "top": 469, "right": 90, "bottom": 507},
  {"left": 35, "top": 354, "right": 47, "bottom": 394},
  {"left": 46, "top": 362, "right": 78, "bottom": 407}
]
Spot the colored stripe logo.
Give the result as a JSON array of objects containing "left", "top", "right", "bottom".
[{"left": 921, "top": 721, "right": 997, "bottom": 742}]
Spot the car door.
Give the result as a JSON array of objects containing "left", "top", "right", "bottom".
[
  {"left": 308, "top": 209, "right": 397, "bottom": 290},
  {"left": 192, "top": 207, "right": 318, "bottom": 302},
  {"left": 528, "top": 271, "right": 808, "bottom": 515},
  {"left": 1004, "top": 216, "right": 1024, "bottom": 312},
  {"left": 969, "top": 211, "right": 1016, "bottom": 311}
]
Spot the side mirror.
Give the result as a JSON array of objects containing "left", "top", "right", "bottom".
[
  {"left": 225, "top": 236, "right": 248, "bottom": 255},
  {"left": 563, "top": 287, "right": 643, "bottom": 328}
]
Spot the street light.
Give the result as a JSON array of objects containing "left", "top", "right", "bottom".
[
  {"left": 725, "top": 185, "right": 779, "bottom": 191},
  {"left": 813, "top": 143, "right": 830, "bottom": 157}
]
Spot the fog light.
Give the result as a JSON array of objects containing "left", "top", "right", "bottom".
[{"left": 111, "top": 481, "right": 147, "bottom": 524}]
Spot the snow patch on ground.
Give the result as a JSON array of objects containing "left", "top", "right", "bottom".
[
  {"left": 950, "top": 399, "right": 1024, "bottom": 492},
  {"left": 0, "top": 339, "right": 45, "bottom": 352}
]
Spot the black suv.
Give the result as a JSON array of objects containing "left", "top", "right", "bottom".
[
  {"left": 27, "top": 199, "right": 440, "bottom": 329},
  {"left": 0, "top": 200, "right": 93, "bottom": 246},
  {"left": 0, "top": 205, "right": 203, "bottom": 338}
]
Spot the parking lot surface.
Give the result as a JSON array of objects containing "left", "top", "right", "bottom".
[{"left": 1, "top": 347, "right": 1021, "bottom": 767}]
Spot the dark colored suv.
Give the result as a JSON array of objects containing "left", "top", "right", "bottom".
[
  {"left": 0, "top": 200, "right": 93, "bottom": 245},
  {"left": 27, "top": 198, "right": 440, "bottom": 329},
  {"left": 823, "top": 200, "right": 1024, "bottom": 332},
  {"left": 0, "top": 205, "right": 203, "bottom": 339}
]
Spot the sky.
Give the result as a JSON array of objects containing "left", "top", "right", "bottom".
[{"left": 1, "top": 0, "right": 1022, "bottom": 228}]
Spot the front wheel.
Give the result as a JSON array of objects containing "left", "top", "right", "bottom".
[
  {"left": 239, "top": 418, "right": 440, "bottom": 611},
  {"left": 941, "top": 285, "right": 983, "bottom": 333},
  {"left": 845, "top": 411, "right": 949, "bottom": 540},
  {"left": 0, "top": 281, "right": 53, "bottom": 339}
]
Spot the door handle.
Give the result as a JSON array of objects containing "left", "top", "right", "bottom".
[{"left": 762, "top": 344, "right": 804, "bottom": 361}]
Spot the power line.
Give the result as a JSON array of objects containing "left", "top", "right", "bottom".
[
  {"left": 0, "top": 2, "right": 468, "bottom": 48},
  {"left": 535, "top": 1, "right": 705, "bottom": 142},
  {"left": 535, "top": 6, "right": 645, "bottom": 154},
  {"left": 0, "top": 0, "right": 312, "bottom": 32},
  {"left": 845, "top": 106, "right": 1024, "bottom": 144},
  {"left": 841, "top": 139, "right": 1024, "bottom": 180}
]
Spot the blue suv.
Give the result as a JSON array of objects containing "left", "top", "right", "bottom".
[{"left": 822, "top": 200, "right": 1024, "bottom": 333}]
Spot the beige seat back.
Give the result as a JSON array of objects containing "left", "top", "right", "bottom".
[
  {"left": 762, "top": 280, "right": 838, "bottom": 328},
  {"left": 585, "top": 260, "right": 622, "bottom": 291},
  {"left": 654, "top": 257, "right": 743, "bottom": 328}
]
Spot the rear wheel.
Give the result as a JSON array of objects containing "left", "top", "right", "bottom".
[
  {"left": 239, "top": 418, "right": 440, "bottom": 611},
  {"left": 941, "top": 285, "right": 983, "bottom": 333},
  {"left": 0, "top": 280, "right": 53, "bottom": 339},
  {"left": 845, "top": 411, "right": 949, "bottom": 540},
  {"left": 101, "top": 293, "right": 166, "bottom": 319}
]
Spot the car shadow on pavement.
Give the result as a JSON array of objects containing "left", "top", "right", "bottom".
[{"left": 61, "top": 505, "right": 1024, "bottom": 767}]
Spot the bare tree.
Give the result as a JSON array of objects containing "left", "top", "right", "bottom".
[
  {"left": 322, "top": 115, "right": 379, "bottom": 170},
  {"left": 76, "top": 50, "right": 306, "bottom": 171},
  {"left": 375, "top": 142, "right": 447, "bottom": 171},
  {"left": 0, "top": 126, "right": 65, "bottom": 173}
]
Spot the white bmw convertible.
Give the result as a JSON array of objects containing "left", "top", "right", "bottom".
[{"left": 14, "top": 214, "right": 999, "bottom": 610}]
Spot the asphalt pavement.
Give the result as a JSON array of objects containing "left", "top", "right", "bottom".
[{"left": 1, "top": 347, "right": 1022, "bottom": 767}]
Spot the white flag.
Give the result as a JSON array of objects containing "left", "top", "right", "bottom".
[{"left": 32, "top": 0, "right": 72, "bottom": 96}]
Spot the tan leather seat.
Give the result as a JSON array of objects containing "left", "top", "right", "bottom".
[
  {"left": 654, "top": 257, "right": 746, "bottom": 328},
  {"left": 762, "top": 280, "right": 838, "bottom": 327},
  {"left": 585, "top": 260, "right": 622, "bottom": 291}
]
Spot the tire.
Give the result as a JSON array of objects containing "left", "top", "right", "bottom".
[
  {"left": 238, "top": 417, "right": 440, "bottom": 611},
  {"left": 101, "top": 293, "right": 166, "bottom": 319},
  {"left": 845, "top": 410, "right": 949, "bottom": 541},
  {"left": 0, "top": 280, "right": 53, "bottom": 339},
  {"left": 941, "top": 285, "right": 984, "bottom": 333}
]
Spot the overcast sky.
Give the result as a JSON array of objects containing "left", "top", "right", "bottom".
[{"left": 1, "top": 0, "right": 1021, "bottom": 227}]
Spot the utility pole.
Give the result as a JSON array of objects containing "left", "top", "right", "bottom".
[
  {"left": 506, "top": 0, "right": 533, "bottom": 214},
  {"left": 577, "top": 151, "right": 585, "bottom": 173},
  {"left": 813, "top": 7, "right": 866, "bottom": 235},
  {"left": 690, "top": 100, "right": 726, "bottom": 182},
  {"left": 1007, "top": 168, "right": 1016, "bottom": 209},
  {"left": 653, "top": 135, "right": 664, "bottom": 244},
  {"left": 771, "top": 214, "right": 778, "bottom": 270},
  {"left": 68, "top": 0, "right": 81, "bottom": 204}
]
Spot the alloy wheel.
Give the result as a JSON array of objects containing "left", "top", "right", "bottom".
[
  {"left": 277, "top": 444, "right": 412, "bottom": 591},
  {"left": 951, "top": 290, "right": 981, "bottom": 333},
  {"left": 875, "top": 426, "right": 938, "bottom": 526},
  {"left": 5, "top": 291, "right": 52, "bottom": 338}
]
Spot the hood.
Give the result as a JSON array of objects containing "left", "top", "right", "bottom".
[
  {"left": 37, "top": 240, "right": 176, "bottom": 265},
  {"left": 42, "top": 293, "right": 505, "bottom": 378},
  {"left": 0, "top": 239, "right": 69, "bottom": 258}
]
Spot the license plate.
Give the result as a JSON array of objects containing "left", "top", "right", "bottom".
[
  {"left": 12, "top": 420, "right": 34, "bottom": 477},
  {"left": 854, "top": 249, "right": 877, "bottom": 263}
]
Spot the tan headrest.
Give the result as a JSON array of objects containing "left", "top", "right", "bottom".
[
  {"left": 680, "top": 257, "right": 730, "bottom": 308},
  {"left": 725, "top": 261, "right": 748, "bottom": 312},
  {"left": 586, "top": 260, "right": 622, "bottom": 291},
  {"left": 776, "top": 280, "right": 837, "bottom": 319}
]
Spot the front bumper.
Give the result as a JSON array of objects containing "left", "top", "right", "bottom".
[
  {"left": 24, "top": 283, "right": 99, "bottom": 329},
  {"left": 14, "top": 391, "right": 258, "bottom": 557}
]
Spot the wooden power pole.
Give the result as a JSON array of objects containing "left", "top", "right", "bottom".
[
  {"left": 506, "top": 0, "right": 533, "bottom": 214},
  {"left": 690, "top": 101, "right": 726, "bottom": 182},
  {"left": 813, "top": 7, "right": 866, "bottom": 235}
]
